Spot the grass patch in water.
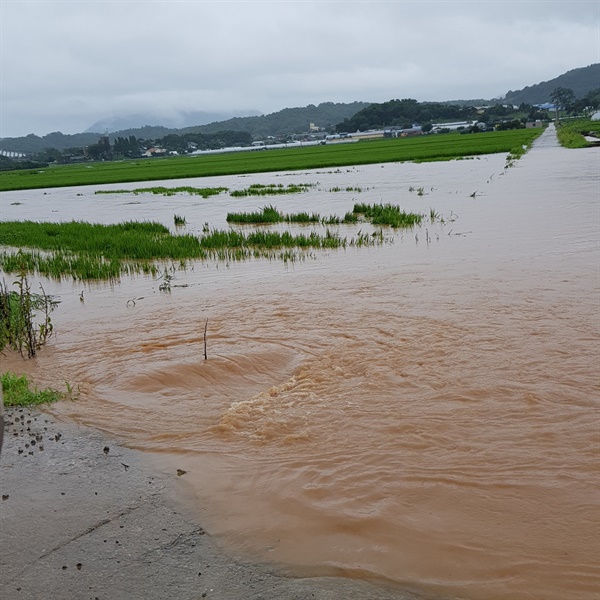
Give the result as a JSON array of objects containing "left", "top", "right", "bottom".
[
  {"left": 556, "top": 119, "right": 598, "bottom": 149},
  {"left": 226, "top": 205, "right": 334, "bottom": 225},
  {"left": 0, "top": 220, "right": 202, "bottom": 260},
  {"left": 95, "top": 186, "right": 228, "bottom": 197},
  {"left": 226, "top": 205, "right": 282, "bottom": 224},
  {"left": 227, "top": 202, "right": 427, "bottom": 228},
  {"left": 229, "top": 183, "right": 314, "bottom": 197},
  {"left": 1, "top": 371, "right": 63, "bottom": 406},
  {"left": 352, "top": 203, "right": 424, "bottom": 227},
  {"left": 0, "top": 219, "right": 390, "bottom": 280}
]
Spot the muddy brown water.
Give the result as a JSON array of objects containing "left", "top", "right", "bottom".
[{"left": 2, "top": 125, "right": 599, "bottom": 599}]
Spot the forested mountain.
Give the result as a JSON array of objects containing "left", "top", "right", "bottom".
[
  {"left": 503, "top": 64, "right": 599, "bottom": 105},
  {"left": 0, "top": 102, "right": 370, "bottom": 155},
  {"left": 335, "top": 99, "right": 482, "bottom": 132},
  {"left": 0, "top": 131, "right": 102, "bottom": 155},
  {"left": 190, "top": 102, "right": 371, "bottom": 138}
]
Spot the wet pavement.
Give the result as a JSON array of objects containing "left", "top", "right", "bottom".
[{"left": 0, "top": 407, "right": 417, "bottom": 600}]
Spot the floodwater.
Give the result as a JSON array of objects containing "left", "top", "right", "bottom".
[{"left": 1, "top": 125, "right": 599, "bottom": 600}]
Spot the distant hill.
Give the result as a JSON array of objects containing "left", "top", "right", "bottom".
[
  {"left": 84, "top": 110, "right": 261, "bottom": 134},
  {"left": 0, "top": 102, "right": 371, "bottom": 154},
  {"left": 189, "top": 102, "right": 372, "bottom": 138},
  {"left": 335, "top": 98, "right": 482, "bottom": 132},
  {"left": 0, "top": 131, "right": 102, "bottom": 155},
  {"left": 503, "top": 64, "right": 600, "bottom": 105}
]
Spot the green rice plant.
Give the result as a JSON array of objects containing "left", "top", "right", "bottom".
[
  {"left": 1, "top": 129, "right": 545, "bottom": 192},
  {"left": 0, "top": 220, "right": 205, "bottom": 281},
  {"left": 322, "top": 214, "right": 343, "bottom": 225},
  {"left": 174, "top": 214, "right": 187, "bottom": 226},
  {"left": 0, "top": 215, "right": 396, "bottom": 281},
  {"left": 199, "top": 228, "right": 347, "bottom": 251},
  {"left": 0, "top": 220, "right": 202, "bottom": 261},
  {"left": 1, "top": 371, "right": 63, "bottom": 406},
  {"left": 227, "top": 205, "right": 334, "bottom": 225},
  {"left": 352, "top": 203, "right": 423, "bottom": 228},
  {"left": 285, "top": 212, "right": 321, "bottom": 224},
  {"left": 226, "top": 205, "right": 282, "bottom": 223}
]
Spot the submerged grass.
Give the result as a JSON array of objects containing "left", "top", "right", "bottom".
[{"left": 95, "top": 186, "right": 228, "bottom": 197}]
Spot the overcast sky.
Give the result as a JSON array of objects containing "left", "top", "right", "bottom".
[{"left": 1, "top": 0, "right": 598, "bottom": 138}]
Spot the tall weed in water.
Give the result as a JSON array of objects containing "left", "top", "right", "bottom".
[{"left": 0, "top": 271, "right": 58, "bottom": 358}]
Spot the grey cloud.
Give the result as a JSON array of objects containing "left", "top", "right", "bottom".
[{"left": 1, "top": 0, "right": 598, "bottom": 137}]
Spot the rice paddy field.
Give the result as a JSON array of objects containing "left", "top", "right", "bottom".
[{"left": 0, "top": 128, "right": 543, "bottom": 191}]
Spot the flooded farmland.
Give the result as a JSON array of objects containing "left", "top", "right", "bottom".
[{"left": 1, "top": 126, "right": 598, "bottom": 600}]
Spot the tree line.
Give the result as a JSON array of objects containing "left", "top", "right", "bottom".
[
  {"left": 334, "top": 91, "right": 600, "bottom": 133},
  {"left": 0, "top": 130, "right": 255, "bottom": 169}
]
